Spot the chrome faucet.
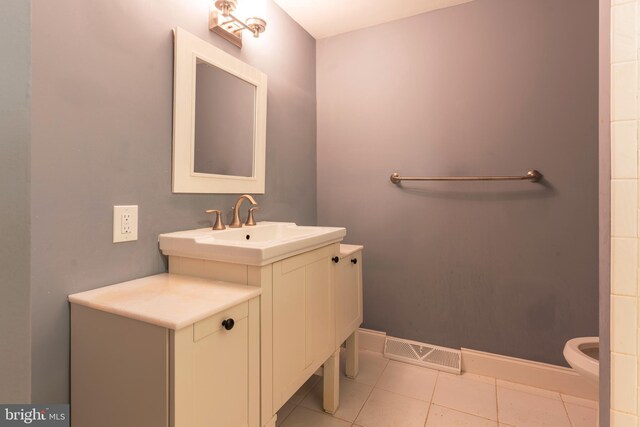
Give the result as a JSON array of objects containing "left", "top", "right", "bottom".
[{"left": 229, "top": 194, "right": 258, "bottom": 228}]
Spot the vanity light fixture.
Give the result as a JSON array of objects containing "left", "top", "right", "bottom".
[{"left": 209, "top": 0, "right": 267, "bottom": 48}]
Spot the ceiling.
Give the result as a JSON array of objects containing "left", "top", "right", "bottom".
[{"left": 272, "top": 0, "right": 475, "bottom": 40}]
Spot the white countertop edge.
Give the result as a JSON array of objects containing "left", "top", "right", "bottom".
[
  {"left": 339, "top": 244, "right": 364, "bottom": 257},
  {"left": 161, "top": 238, "right": 345, "bottom": 266},
  {"left": 69, "top": 288, "right": 262, "bottom": 330},
  {"left": 68, "top": 274, "right": 262, "bottom": 330}
]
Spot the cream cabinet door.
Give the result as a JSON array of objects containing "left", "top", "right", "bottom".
[
  {"left": 192, "top": 315, "right": 250, "bottom": 427},
  {"left": 272, "top": 245, "right": 336, "bottom": 410},
  {"left": 335, "top": 249, "right": 363, "bottom": 348}
]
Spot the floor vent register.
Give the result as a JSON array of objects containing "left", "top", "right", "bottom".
[{"left": 383, "top": 336, "right": 461, "bottom": 374}]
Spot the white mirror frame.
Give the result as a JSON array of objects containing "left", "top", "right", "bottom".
[{"left": 172, "top": 27, "right": 267, "bottom": 194}]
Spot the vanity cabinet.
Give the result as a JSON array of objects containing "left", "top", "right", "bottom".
[
  {"left": 168, "top": 242, "right": 363, "bottom": 427},
  {"left": 334, "top": 245, "right": 363, "bottom": 349},
  {"left": 272, "top": 246, "right": 335, "bottom": 410},
  {"left": 69, "top": 274, "right": 260, "bottom": 427}
]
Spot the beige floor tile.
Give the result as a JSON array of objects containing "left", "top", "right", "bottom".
[
  {"left": 564, "top": 402, "right": 597, "bottom": 427},
  {"left": 459, "top": 372, "right": 496, "bottom": 385},
  {"left": 497, "top": 387, "right": 571, "bottom": 427},
  {"left": 341, "top": 350, "right": 389, "bottom": 386},
  {"left": 432, "top": 372, "right": 497, "bottom": 421},
  {"left": 279, "top": 406, "right": 351, "bottom": 427},
  {"left": 355, "top": 388, "right": 429, "bottom": 427},
  {"left": 376, "top": 361, "right": 438, "bottom": 401},
  {"left": 560, "top": 394, "right": 598, "bottom": 409},
  {"left": 496, "top": 380, "right": 561, "bottom": 400},
  {"left": 288, "top": 374, "right": 322, "bottom": 404},
  {"left": 280, "top": 354, "right": 591, "bottom": 427},
  {"left": 426, "top": 404, "right": 498, "bottom": 426},
  {"left": 299, "top": 376, "right": 373, "bottom": 422},
  {"left": 276, "top": 401, "right": 296, "bottom": 426}
]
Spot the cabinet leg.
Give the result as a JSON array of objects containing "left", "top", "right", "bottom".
[
  {"left": 345, "top": 331, "right": 359, "bottom": 379},
  {"left": 323, "top": 349, "right": 340, "bottom": 414}
]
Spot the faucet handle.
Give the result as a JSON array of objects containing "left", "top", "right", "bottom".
[
  {"left": 245, "top": 206, "right": 260, "bottom": 226},
  {"left": 205, "top": 209, "right": 225, "bottom": 230}
]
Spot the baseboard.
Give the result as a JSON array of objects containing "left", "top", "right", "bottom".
[
  {"left": 356, "top": 328, "right": 598, "bottom": 401},
  {"left": 461, "top": 348, "right": 598, "bottom": 400},
  {"left": 357, "top": 328, "right": 386, "bottom": 353}
]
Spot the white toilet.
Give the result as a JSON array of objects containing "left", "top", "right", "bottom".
[{"left": 563, "top": 337, "right": 599, "bottom": 383}]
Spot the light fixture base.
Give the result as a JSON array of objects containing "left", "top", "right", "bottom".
[
  {"left": 209, "top": 8, "right": 243, "bottom": 48},
  {"left": 246, "top": 17, "right": 266, "bottom": 37},
  {"left": 214, "top": 0, "right": 237, "bottom": 16}
]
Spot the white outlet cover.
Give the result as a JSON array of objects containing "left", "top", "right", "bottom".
[{"left": 113, "top": 205, "right": 138, "bottom": 243}]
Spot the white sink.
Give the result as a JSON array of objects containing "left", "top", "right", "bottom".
[{"left": 159, "top": 222, "right": 346, "bottom": 266}]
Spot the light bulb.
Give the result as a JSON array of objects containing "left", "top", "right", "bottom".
[{"left": 234, "top": 0, "right": 266, "bottom": 22}]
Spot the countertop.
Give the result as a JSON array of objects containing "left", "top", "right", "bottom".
[
  {"left": 339, "top": 244, "right": 364, "bottom": 257},
  {"left": 68, "top": 273, "right": 261, "bottom": 330}
]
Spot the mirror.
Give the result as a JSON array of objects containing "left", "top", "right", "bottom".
[
  {"left": 172, "top": 27, "right": 267, "bottom": 193},
  {"left": 194, "top": 61, "right": 255, "bottom": 177}
]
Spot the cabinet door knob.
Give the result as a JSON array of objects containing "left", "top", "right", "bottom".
[
  {"left": 221, "top": 318, "right": 235, "bottom": 330},
  {"left": 332, "top": 256, "right": 340, "bottom": 263},
  {"left": 351, "top": 258, "right": 358, "bottom": 264}
]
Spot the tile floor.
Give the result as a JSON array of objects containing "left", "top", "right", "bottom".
[{"left": 276, "top": 350, "right": 598, "bottom": 427}]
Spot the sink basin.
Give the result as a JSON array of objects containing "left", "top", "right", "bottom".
[{"left": 159, "top": 222, "right": 346, "bottom": 266}]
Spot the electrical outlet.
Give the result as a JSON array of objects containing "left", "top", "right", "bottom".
[{"left": 113, "top": 205, "right": 138, "bottom": 243}]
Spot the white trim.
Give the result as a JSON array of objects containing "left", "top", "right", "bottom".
[
  {"left": 357, "top": 328, "right": 386, "bottom": 353},
  {"left": 461, "top": 347, "right": 598, "bottom": 400},
  {"left": 357, "top": 328, "right": 598, "bottom": 401},
  {"left": 172, "top": 27, "right": 267, "bottom": 194}
]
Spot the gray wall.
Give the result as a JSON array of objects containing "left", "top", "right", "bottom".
[
  {"left": 599, "top": 0, "right": 611, "bottom": 424},
  {"left": 30, "top": 0, "right": 316, "bottom": 402},
  {"left": 317, "top": 0, "right": 599, "bottom": 366},
  {"left": 0, "top": 0, "right": 32, "bottom": 403}
]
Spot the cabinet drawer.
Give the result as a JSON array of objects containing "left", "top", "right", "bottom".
[{"left": 193, "top": 302, "right": 248, "bottom": 342}]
